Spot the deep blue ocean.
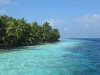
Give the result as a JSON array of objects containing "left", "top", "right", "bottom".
[{"left": 0, "top": 38, "right": 100, "bottom": 75}]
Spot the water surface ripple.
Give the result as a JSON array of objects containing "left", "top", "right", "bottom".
[{"left": 0, "top": 39, "right": 100, "bottom": 75}]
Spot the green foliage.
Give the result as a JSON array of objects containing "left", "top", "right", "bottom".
[{"left": 0, "top": 15, "right": 60, "bottom": 48}]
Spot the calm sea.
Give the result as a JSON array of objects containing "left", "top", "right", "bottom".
[{"left": 0, "top": 38, "right": 100, "bottom": 75}]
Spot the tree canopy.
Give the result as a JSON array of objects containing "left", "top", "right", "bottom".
[{"left": 0, "top": 15, "right": 60, "bottom": 48}]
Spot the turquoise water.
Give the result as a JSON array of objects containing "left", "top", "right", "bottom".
[{"left": 0, "top": 39, "right": 100, "bottom": 75}]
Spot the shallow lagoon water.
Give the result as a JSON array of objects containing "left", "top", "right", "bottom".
[{"left": 0, "top": 39, "right": 100, "bottom": 75}]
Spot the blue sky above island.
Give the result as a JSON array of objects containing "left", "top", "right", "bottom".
[{"left": 0, "top": 0, "right": 100, "bottom": 38}]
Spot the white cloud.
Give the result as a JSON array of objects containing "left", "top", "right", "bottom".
[
  {"left": 0, "top": 0, "right": 12, "bottom": 5},
  {"left": 43, "top": 19, "right": 61, "bottom": 26},
  {"left": 73, "top": 13, "right": 100, "bottom": 33},
  {"left": 72, "top": 0, "right": 81, "bottom": 5},
  {"left": 0, "top": 9, "right": 7, "bottom": 13},
  {"left": 85, "top": 24, "right": 89, "bottom": 28},
  {"left": 63, "top": 28, "right": 69, "bottom": 32},
  {"left": 74, "top": 14, "right": 100, "bottom": 23}
]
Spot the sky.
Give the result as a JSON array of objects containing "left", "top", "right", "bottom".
[{"left": 0, "top": 0, "right": 100, "bottom": 38}]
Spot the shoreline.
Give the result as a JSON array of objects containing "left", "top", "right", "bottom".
[{"left": 0, "top": 40, "right": 60, "bottom": 50}]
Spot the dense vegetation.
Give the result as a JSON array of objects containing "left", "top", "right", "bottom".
[{"left": 0, "top": 15, "right": 60, "bottom": 48}]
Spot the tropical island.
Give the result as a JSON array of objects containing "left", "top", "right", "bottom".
[{"left": 0, "top": 15, "right": 60, "bottom": 48}]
